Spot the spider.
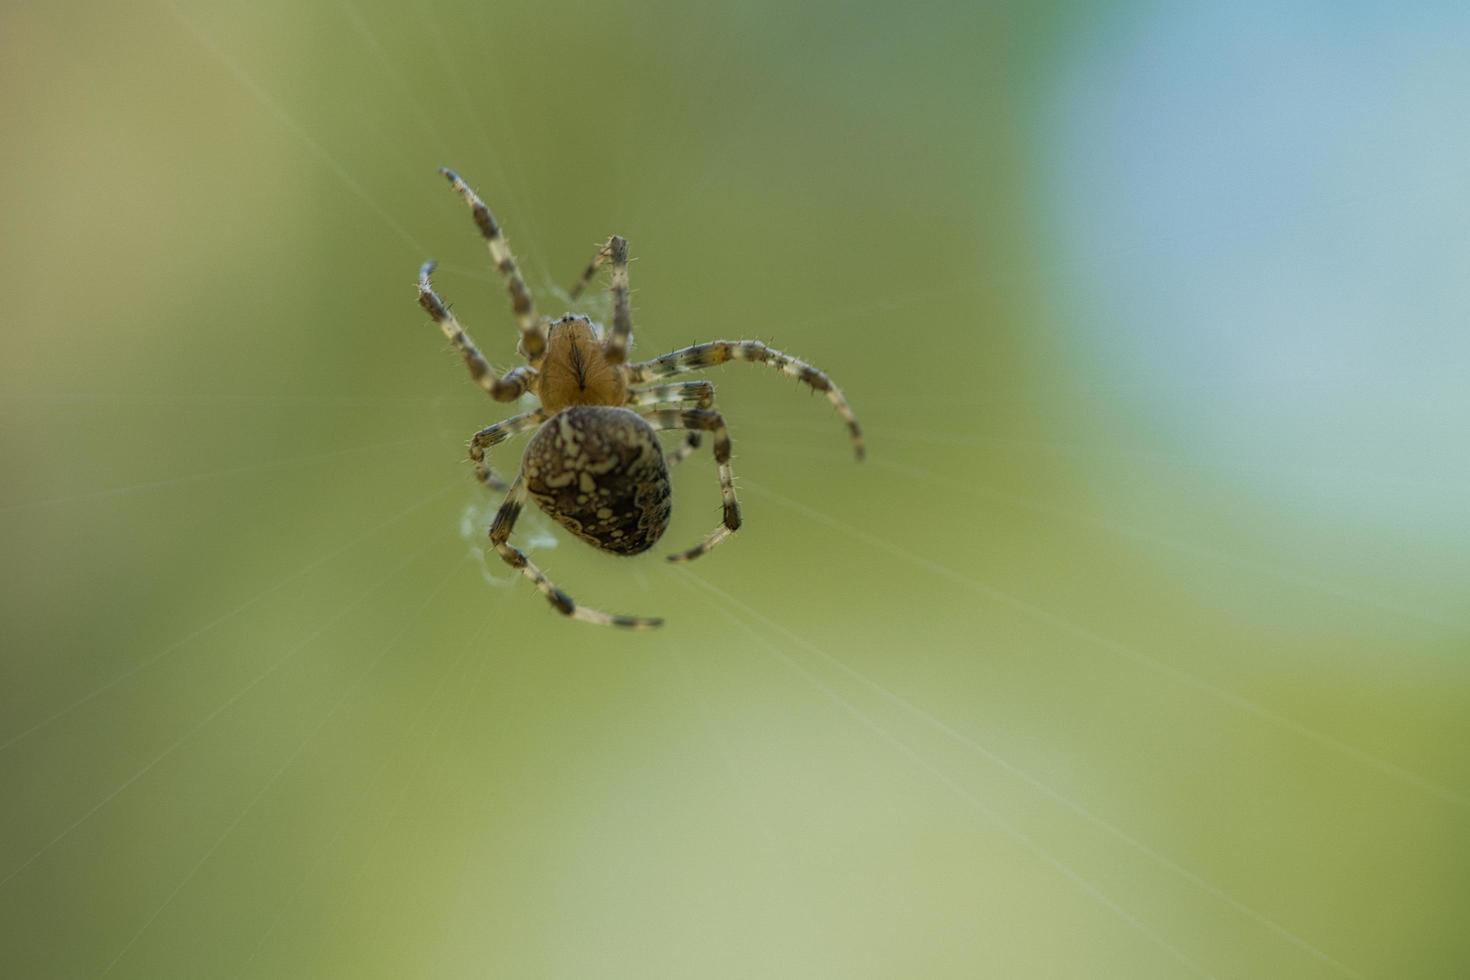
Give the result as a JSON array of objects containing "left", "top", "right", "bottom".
[{"left": 418, "top": 168, "right": 863, "bottom": 628}]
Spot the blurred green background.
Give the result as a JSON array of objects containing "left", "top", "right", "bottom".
[{"left": 2, "top": 1, "right": 1467, "bottom": 977}]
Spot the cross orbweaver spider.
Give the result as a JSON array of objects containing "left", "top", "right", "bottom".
[{"left": 418, "top": 168, "right": 863, "bottom": 628}]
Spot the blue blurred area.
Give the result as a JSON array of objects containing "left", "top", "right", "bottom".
[{"left": 1038, "top": 4, "right": 1470, "bottom": 553}]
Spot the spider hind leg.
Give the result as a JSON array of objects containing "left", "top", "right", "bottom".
[{"left": 490, "top": 476, "right": 663, "bottom": 629}]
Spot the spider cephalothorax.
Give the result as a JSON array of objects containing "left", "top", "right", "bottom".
[
  {"left": 418, "top": 167, "right": 862, "bottom": 628},
  {"left": 536, "top": 315, "right": 629, "bottom": 411}
]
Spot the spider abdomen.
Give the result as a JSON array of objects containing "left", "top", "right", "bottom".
[{"left": 522, "top": 406, "right": 671, "bottom": 555}]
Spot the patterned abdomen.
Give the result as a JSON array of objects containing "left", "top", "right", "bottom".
[{"left": 522, "top": 406, "right": 671, "bottom": 555}]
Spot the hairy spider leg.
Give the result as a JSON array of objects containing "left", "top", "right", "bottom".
[
  {"left": 626, "top": 340, "right": 864, "bottom": 459},
  {"left": 468, "top": 408, "right": 547, "bottom": 491},
  {"left": 564, "top": 235, "right": 634, "bottom": 366},
  {"left": 639, "top": 407, "right": 741, "bottom": 563},
  {"left": 566, "top": 237, "right": 614, "bottom": 300},
  {"left": 489, "top": 475, "right": 663, "bottom": 629},
  {"left": 603, "top": 235, "right": 633, "bottom": 365},
  {"left": 418, "top": 261, "right": 537, "bottom": 402},
  {"left": 438, "top": 167, "right": 547, "bottom": 363},
  {"left": 625, "top": 380, "right": 715, "bottom": 464}
]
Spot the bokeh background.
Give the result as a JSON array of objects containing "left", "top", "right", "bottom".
[{"left": 2, "top": 1, "right": 1467, "bottom": 977}]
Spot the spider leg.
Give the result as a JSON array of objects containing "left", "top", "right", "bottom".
[
  {"left": 663, "top": 433, "right": 703, "bottom": 467},
  {"left": 566, "top": 236, "right": 614, "bottom": 300},
  {"left": 437, "top": 167, "right": 548, "bottom": 364},
  {"left": 625, "top": 340, "right": 864, "bottom": 459},
  {"left": 565, "top": 235, "right": 634, "bottom": 365},
  {"left": 640, "top": 407, "right": 741, "bottom": 563},
  {"left": 468, "top": 409, "right": 546, "bottom": 491},
  {"left": 625, "top": 381, "right": 714, "bottom": 464},
  {"left": 490, "top": 475, "right": 663, "bottom": 629},
  {"left": 418, "top": 261, "right": 538, "bottom": 402},
  {"left": 603, "top": 236, "right": 633, "bottom": 365}
]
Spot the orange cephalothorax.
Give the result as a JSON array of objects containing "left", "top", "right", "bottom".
[{"left": 535, "top": 315, "right": 629, "bottom": 412}]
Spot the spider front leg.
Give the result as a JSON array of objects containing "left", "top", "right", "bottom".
[
  {"left": 566, "top": 235, "right": 634, "bottom": 367},
  {"left": 625, "top": 381, "right": 714, "bottom": 464},
  {"left": 567, "top": 236, "right": 614, "bottom": 300},
  {"left": 490, "top": 475, "right": 663, "bottom": 629},
  {"left": 468, "top": 409, "right": 546, "bottom": 491},
  {"left": 438, "top": 168, "right": 548, "bottom": 363},
  {"left": 418, "top": 261, "right": 538, "bottom": 401},
  {"left": 627, "top": 340, "right": 864, "bottom": 459},
  {"left": 566, "top": 235, "right": 634, "bottom": 366},
  {"left": 640, "top": 407, "right": 741, "bottom": 563}
]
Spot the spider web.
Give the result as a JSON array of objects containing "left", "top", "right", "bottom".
[{"left": 2, "top": 3, "right": 1468, "bottom": 979}]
